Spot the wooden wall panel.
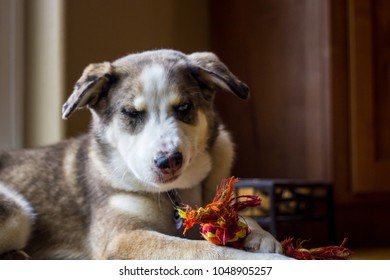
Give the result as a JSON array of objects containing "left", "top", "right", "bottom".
[
  {"left": 373, "top": 0, "right": 390, "bottom": 159},
  {"left": 210, "top": 0, "right": 331, "bottom": 181},
  {"left": 331, "top": 0, "right": 390, "bottom": 246},
  {"left": 349, "top": 0, "right": 390, "bottom": 193}
]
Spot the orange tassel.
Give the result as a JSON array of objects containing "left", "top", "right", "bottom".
[{"left": 282, "top": 237, "right": 353, "bottom": 260}]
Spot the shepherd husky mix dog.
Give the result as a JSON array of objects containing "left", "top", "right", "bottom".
[{"left": 0, "top": 50, "right": 286, "bottom": 259}]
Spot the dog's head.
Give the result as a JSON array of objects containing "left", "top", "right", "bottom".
[{"left": 62, "top": 50, "right": 248, "bottom": 192}]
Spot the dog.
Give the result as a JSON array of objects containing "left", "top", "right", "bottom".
[{"left": 0, "top": 49, "right": 287, "bottom": 259}]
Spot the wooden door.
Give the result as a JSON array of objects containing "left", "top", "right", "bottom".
[{"left": 349, "top": 0, "right": 390, "bottom": 193}]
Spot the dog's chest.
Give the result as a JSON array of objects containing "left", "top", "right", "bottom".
[{"left": 108, "top": 191, "right": 179, "bottom": 234}]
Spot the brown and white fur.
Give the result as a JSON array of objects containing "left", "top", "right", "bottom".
[{"left": 0, "top": 50, "right": 287, "bottom": 259}]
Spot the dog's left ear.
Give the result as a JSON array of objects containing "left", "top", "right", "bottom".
[
  {"left": 62, "top": 62, "right": 115, "bottom": 119},
  {"left": 187, "top": 52, "right": 249, "bottom": 100}
]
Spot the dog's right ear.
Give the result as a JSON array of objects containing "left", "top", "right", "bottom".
[
  {"left": 62, "top": 62, "right": 115, "bottom": 119},
  {"left": 187, "top": 52, "right": 249, "bottom": 100}
]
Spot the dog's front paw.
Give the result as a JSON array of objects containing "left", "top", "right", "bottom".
[
  {"left": 243, "top": 230, "right": 282, "bottom": 254},
  {"left": 240, "top": 217, "right": 282, "bottom": 254}
]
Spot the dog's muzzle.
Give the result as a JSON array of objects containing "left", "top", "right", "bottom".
[{"left": 154, "top": 151, "right": 183, "bottom": 174}]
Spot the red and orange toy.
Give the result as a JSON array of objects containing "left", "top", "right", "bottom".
[{"left": 178, "top": 176, "right": 353, "bottom": 260}]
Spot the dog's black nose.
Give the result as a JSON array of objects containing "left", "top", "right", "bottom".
[{"left": 154, "top": 151, "right": 183, "bottom": 172}]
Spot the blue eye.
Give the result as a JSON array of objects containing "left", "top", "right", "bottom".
[{"left": 175, "top": 102, "right": 192, "bottom": 113}]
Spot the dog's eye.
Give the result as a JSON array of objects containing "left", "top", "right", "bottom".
[
  {"left": 121, "top": 108, "right": 144, "bottom": 119},
  {"left": 174, "top": 102, "right": 196, "bottom": 124},
  {"left": 175, "top": 102, "right": 192, "bottom": 114}
]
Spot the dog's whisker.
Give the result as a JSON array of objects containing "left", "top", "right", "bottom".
[
  {"left": 157, "top": 191, "right": 162, "bottom": 209},
  {"left": 120, "top": 169, "right": 128, "bottom": 182},
  {"left": 166, "top": 191, "right": 175, "bottom": 205}
]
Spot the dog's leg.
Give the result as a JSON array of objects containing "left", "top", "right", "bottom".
[
  {"left": 93, "top": 229, "right": 288, "bottom": 260},
  {"left": 0, "top": 183, "right": 35, "bottom": 255}
]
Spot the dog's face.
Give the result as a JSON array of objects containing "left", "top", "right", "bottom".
[{"left": 62, "top": 50, "right": 248, "bottom": 192}]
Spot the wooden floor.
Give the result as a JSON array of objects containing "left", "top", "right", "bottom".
[{"left": 352, "top": 247, "right": 390, "bottom": 260}]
